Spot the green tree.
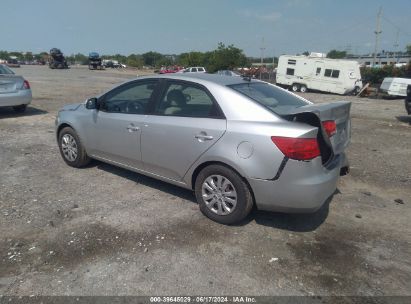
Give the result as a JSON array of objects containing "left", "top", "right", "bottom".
[
  {"left": 0, "top": 50, "right": 9, "bottom": 60},
  {"left": 126, "top": 54, "right": 144, "bottom": 68},
  {"left": 406, "top": 45, "right": 411, "bottom": 55},
  {"left": 327, "top": 50, "right": 347, "bottom": 59},
  {"left": 178, "top": 52, "right": 204, "bottom": 67},
  {"left": 24, "top": 52, "right": 33, "bottom": 61},
  {"left": 74, "top": 53, "right": 88, "bottom": 65},
  {"left": 142, "top": 51, "right": 164, "bottom": 67},
  {"left": 8, "top": 52, "right": 24, "bottom": 60},
  {"left": 207, "top": 43, "right": 249, "bottom": 72}
]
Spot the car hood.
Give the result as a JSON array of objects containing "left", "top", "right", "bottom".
[{"left": 60, "top": 102, "right": 82, "bottom": 112}]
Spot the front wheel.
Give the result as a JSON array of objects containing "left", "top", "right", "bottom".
[
  {"left": 58, "top": 127, "right": 90, "bottom": 168},
  {"left": 195, "top": 165, "right": 253, "bottom": 225}
]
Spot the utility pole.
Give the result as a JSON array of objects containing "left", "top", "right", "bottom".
[
  {"left": 373, "top": 7, "right": 382, "bottom": 67},
  {"left": 394, "top": 30, "right": 399, "bottom": 64},
  {"left": 260, "top": 37, "right": 265, "bottom": 80},
  {"left": 270, "top": 49, "right": 275, "bottom": 81}
]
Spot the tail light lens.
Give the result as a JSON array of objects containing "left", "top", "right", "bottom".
[
  {"left": 322, "top": 120, "right": 336, "bottom": 137},
  {"left": 21, "top": 80, "right": 30, "bottom": 90},
  {"left": 271, "top": 136, "right": 320, "bottom": 160}
]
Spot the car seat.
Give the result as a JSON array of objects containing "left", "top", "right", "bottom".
[{"left": 164, "top": 89, "right": 186, "bottom": 115}]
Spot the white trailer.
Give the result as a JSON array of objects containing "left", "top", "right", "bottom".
[
  {"left": 380, "top": 77, "right": 411, "bottom": 97},
  {"left": 276, "top": 54, "right": 363, "bottom": 95}
]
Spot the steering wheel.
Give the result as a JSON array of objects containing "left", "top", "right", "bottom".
[{"left": 126, "top": 101, "right": 144, "bottom": 114}]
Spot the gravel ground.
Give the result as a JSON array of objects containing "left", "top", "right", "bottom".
[{"left": 0, "top": 66, "right": 410, "bottom": 296}]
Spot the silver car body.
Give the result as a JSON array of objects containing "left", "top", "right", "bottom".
[
  {"left": 56, "top": 74, "right": 350, "bottom": 213},
  {"left": 0, "top": 64, "right": 32, "bottom": 107}
]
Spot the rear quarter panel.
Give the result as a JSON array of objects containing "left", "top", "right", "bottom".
[{"left": 183, "top": 120, "right": 318, "bottom": 187}]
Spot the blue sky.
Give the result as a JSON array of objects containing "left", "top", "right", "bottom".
[{"left": 2, "top": 0, "right": 411, "bottom": 57}]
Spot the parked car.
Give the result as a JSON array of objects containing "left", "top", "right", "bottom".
[
  {"left": 55, "top": 74, "right": 351, "bottom": 224},
  {"left": 0, "top": 64, "right": 32, "bottom": 112},
  {"left": 179, "top": 67, "right": 207, "bottom": 73},
  {"left": 6, "top": 58, "right": 20, "bottom": 68},
  {"left": 405, "top": 85, "right": 411, "bottom": 115},
  {"left": 215, "top": 70, "right": 242, "bottom": 77},
  {"left": 159, "top": 66, "right": 184, "bottom": 74},
  {"left": 102, "top": 60, "right": 125, "bottom": 68}
]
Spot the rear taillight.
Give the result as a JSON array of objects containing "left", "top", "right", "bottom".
[
  {"left": 322, "top": 120, "right": 336, "bottom": 137},
  {"left": 22, "top": 80, "right": 30, "bottom": 90},
  {"left": 271, "top": 136, "right": 320, "bottom": 160}
]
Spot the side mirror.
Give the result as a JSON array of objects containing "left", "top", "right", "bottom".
[{"left": 85, "top": 97, "right": 98, "bottom": 109}]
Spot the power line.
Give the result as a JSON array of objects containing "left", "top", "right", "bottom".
[{"left": 381, "top": 16, "right": 411, "bottom": 38}]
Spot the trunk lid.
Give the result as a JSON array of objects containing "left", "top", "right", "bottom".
[
  {"left": 277, "top": 101, "right": 351, "bottom": 156},
  {"left": 0, "top": 75, "right": 23, "bottom": 94}
]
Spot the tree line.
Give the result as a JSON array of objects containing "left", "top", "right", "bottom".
[{"left": 0, "top": 43, "right": 252, "bottom": 73}]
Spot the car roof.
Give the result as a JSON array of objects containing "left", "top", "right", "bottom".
[{"left": 140, "top": 73, "right": 258, "bottom": 87}]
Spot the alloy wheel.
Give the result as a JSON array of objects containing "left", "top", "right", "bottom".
[
  {"left": 61, "top": 134, "right": 78, "bottom": 162},
  {"left": 201, "top": 175, "right": 237, "bottom": 215}
]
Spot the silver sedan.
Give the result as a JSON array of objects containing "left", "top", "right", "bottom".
[
  {"left": 0, "top": 64, "right": 32, "bottom": 112},
  {"left": 55, "top": 74, "right": 351, "bottom": 224}
]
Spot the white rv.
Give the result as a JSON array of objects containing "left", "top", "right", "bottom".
[
  {"left": 380, "top": 77, "right": 411, "bottom": 97},
  {"left": 276, "top": 54, "right": 363, "bottom": 95}
]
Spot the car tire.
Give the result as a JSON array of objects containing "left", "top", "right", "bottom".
[
  {"left": 195, "top": 165, "right": 253, "bottom": 225},
  {"left": 58, "top": 127, "right": 90, "bottom": 168},
  {"left": 300, "top": 85, "right": 308, "bottom": 93},
  {"left": 12, "top": 104, "right": 27, "bottom": 113},
  {"left": 291, "top": 84, "right": 300, "bottom": 92}
]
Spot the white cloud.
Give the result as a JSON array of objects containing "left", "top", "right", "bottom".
[
  {"left": 259, "top": 12, "right": 282, "bottom": 22},
  {"left": 239, "top": 10, "right": 282, "bottom": 22},
  {"left": 286, "top": 0, "right": 312, "bottom": 8}
]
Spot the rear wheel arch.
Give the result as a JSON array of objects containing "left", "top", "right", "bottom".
[{"left": 191, "top": 161, "right": 255, "bottom": 202}]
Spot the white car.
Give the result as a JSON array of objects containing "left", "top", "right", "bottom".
[
  {"left": 180, "top": 67, "right": 207, "bottom": 73},
  {"left": 0, "top": 64, "right": 32, "bottom": 112}
]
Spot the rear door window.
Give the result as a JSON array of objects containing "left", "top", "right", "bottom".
[
  {"left": 228, "top": 82, "right": 308, "bottom": 114},
  {"left": 154, "top": 81, "right": 222, "bottom": 118}
]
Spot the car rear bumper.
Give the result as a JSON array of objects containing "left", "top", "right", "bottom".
[
  {"left": 0, "top": 90, "right": 32, "bottom": 107},
  {"left": 248, "top": 154, "right": 344, "bottom": 213}
]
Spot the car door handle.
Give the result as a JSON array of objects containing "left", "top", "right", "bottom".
[
  {"left": 127, "top": 125, "right": 140, "bottom": 132},
  {"left": 195, "top": 134, "right": 213, "bottom": 141}
]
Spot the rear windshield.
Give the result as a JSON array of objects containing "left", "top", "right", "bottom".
[
  {"left": 0, "top": 65, "right": 14, "bottom": 74},
  {"left": 228, "top": 82, "right": 308, "bottom": 114}
]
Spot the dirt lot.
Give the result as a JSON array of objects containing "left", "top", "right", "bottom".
[{"left": 0, "top": 66, "right": 410, "bottom": 296}]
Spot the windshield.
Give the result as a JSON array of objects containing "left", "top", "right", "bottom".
[
  {"left": 0, "top": 64, "right": 14, "bottom": 74},
  {"left": 228, "top": 82, "right": 308, "bottom": 114}
]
